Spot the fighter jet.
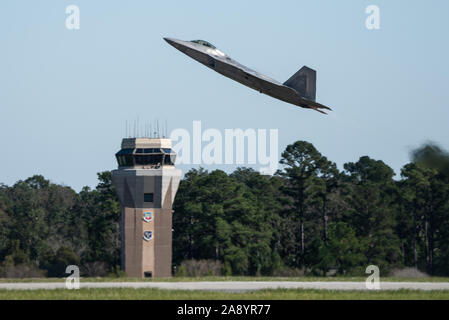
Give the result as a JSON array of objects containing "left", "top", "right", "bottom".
[{"left": 164, "top": 38, "right": 331, "bottom": 114}]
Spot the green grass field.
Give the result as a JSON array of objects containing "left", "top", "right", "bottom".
[
  {"left": 2, "top": 276, "right": 449, "bottom": 283},
  {"left": 1, "top": 288, "right": 449, "bottom": 300}
]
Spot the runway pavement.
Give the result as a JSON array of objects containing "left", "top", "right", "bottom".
[{"left": 1, "top": 281, "right": 449, "bottom": 291}]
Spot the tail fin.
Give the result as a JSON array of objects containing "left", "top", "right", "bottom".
[{"left": 283, "top": 66, "right": 316, "bottom": 101}]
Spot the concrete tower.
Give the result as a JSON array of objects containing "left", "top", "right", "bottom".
[{"left": 112, "top": 138, "right": 182, "bottom": 278}]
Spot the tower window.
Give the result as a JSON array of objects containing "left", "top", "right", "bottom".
[{"left": 144, "top": 193, "right": 154, "bottom": 203}]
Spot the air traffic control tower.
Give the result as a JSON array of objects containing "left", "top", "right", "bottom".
[{"left": 112, "top": 138, "right": 181, "bottom": 278}]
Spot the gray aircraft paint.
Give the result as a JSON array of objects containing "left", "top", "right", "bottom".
[{"left": 164, "top": 38, "right": 331, "bottom": 114}]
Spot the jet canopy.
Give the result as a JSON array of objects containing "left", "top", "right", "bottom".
[{"left": 191, "top": 40, "right": 216, "bottom": 49}]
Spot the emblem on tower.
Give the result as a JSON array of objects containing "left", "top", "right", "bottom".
[
  {"left": 143, "top": 231, "right": 153, "bottom": 241},
  {"left": 143, "top": 211, "right": 153, "bottom": 223}
]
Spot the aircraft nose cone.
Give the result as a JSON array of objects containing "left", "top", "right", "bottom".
[
  {"left": 163, "top": 37, "right": 188, "bottom": 54},
  {"left": 163, "top": 37, "right": 176, "bottom": 46}
]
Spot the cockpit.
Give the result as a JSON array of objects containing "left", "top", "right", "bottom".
[{"left": 191, "top": 40, "right": 216, "bottom": 49}]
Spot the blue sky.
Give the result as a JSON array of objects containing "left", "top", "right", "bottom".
[{"left": 1, "top": 0, "right": 448, "bottom": 191}]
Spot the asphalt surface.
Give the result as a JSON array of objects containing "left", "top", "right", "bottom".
[{"left": 1, "top": 281, "right": 449, "bottom": 291}]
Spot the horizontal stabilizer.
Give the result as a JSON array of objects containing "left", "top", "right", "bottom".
[{"left": 283, "top": 66, "right": 316, "bottom": 101}]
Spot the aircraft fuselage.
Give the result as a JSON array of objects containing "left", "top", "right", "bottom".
[{"left": 164, "top": 38, "right": 330, "bottom": 113}]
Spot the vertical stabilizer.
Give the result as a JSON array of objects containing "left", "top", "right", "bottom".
[{"left": 283, "top": 66, "right": 316, "bottom": 101}]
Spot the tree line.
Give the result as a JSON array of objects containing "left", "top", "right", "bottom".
[{"left": 1, "top": 141, "right": 449, "bottom": 277}]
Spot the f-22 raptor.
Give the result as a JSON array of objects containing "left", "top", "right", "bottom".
[{"left": 164, "top": 38, "right": 331, "bottom": 114}]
